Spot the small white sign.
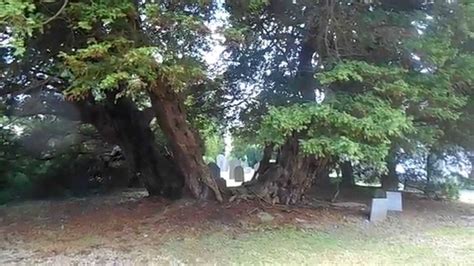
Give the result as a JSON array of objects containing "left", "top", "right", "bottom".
[
  {"left": 386, "top": 191, "right": 403, "bottom": 211},
  {"left": 370, "top": 198, "right": 388, "bottom": 222}
]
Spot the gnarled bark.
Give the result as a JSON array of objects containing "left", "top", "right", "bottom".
[
  {"left": 341, "top": 161, "right": 355, "bottom": 187},
  {"left": 248, "top": 135, "right": 329, "bottom": 204},
  {"left": 5, "top": 91, "right": 183, "bottom": 197},
  {"left": 79, "top": 97, "right": 184, "bottom": 198},
  {"left": 251, "top": 143, "right": 274, "bottom": 181},
  {"left": 149, "top": 83, "right": 223, "bottom": 202},
  {"left": 381, "top": 146, "right": 399, "bottom": 190},
  {"left": 243, "top": 41, "right": 331, "bottom": 204}
]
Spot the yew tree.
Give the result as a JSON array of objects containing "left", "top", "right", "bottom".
[
  {"left": 224, "top": 0, "right": 473, "bottom": 203},
  {"left": 1, "top": 0, "right": 223, "bottom": 200}
]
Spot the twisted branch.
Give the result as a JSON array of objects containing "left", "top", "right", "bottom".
[{"left": 42, "top": 0, "right": 69, "bottom": 25}]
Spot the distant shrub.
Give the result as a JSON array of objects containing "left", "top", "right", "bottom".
[
  {"left": 439, "top": 181, "right": 461, "bottom": 200},
  {"left": 424, "top": 180, "right": 461, "bottom": 201},
  {"left": 0, "top": 150, "right": 128, "bottom": 204}
]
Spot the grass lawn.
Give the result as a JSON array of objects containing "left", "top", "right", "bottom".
[
  {"left": 161, "top": 225, "right": 474, "bottom": 265},
  {"left": 1, "top": 189, "right": 473, "bottom": 264}
]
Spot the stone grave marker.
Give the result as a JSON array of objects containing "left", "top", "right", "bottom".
[
  {"left": 244, "top": 167, "right": 253, "bottom": 174},
  {"left": 222, "top": 158, "right": 229, "bottom": 171},
  {"left": 370, "top": 198, "right": 388, "bottom": 223},
  {"left": 208, "top": 162, "right": 226, "bottom": 189},
  {"left": 386, "top": 191, "right": 403, "bottom": 211},
  {"left": 216, "top": 154, "right": 226, "bottom": 170},
  {"left": 234, "top": 166, "right": 245, "bottom": 182},
  {"left": 228, "top": 159, "right": 241, "bottom": 180},
  {"left": 253, "top": 162, "right": 260, "bottom": 171},
  {"left": 208, "top": 162, "right": 221, "bottom": 180}
]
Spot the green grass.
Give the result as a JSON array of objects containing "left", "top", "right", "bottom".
[
  {"left": 428, "top": 226, "right": 474, "bottom": 238},
  {"left": 160, "top": 225, "right": 473, "bottom": 265}
]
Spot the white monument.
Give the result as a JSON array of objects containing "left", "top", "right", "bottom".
[
  {"left": 234, "top": 166, "right": 245, "bottom": 182},
  {"left": 370, "top": 198, "right": 388, "bottom": 222},
  {"left": 244, "top": 167, "right": 253, "bottom": 174},
  {"left": 386, "top": 191, "right": 403, "bottom": 211},
  {"left": 216, "top": 154, "right": 229, "bottom": 171},
  {"left": 253, "top": 162, "right": 260, "bottom": 171},
  {"left": 228, "top": 159, "right": 241, "bottom": 180}
]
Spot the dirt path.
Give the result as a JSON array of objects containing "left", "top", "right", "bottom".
[{"left": 0, "top": 188, "right": 473, "bottom": 264}]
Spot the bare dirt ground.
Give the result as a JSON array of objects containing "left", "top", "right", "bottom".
[{"left": 0, "top": 187, "right": 473, "bottom": 265}]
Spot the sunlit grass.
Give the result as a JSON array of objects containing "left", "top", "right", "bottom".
[{"left": 162, "top": 226, "right": 473, "bottom": 265}]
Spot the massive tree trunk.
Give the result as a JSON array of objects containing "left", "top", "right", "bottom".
[
  {"left": 314, "top": 166, "right": 332, "bottom": 187},
  {"left": 381, "top": 146, "right": 399, "bottom": 190},
  {"left": 252, "top": 143, "right": 274, "bottom": 181},
  {"left": 149, "top": 83, "right": 223, "bottom": 202},
  {"left": 6, "top": 91, "right": 183, "bottom": 197},
  {"left": 245, "top": 43, "right": 330, "bottom": 204},
  {"left": 78, "top": 97, "right": 184, "bottom": 198},
  {"left": 340, "top": 161, "right": 355, "bottom": 187},
  {"left": 249, "top": 135, "right": 329, "bottom": 204},
  {"left": 426, "top": 151, "right": 436, "bottom": 185}
]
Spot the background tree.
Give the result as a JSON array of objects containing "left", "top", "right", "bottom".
[
  {"left": 1, "top": 0, "right": 225, "bottom": 200},
  {"left": 224, "top": 0, "right": 473, "bottom": 203}
]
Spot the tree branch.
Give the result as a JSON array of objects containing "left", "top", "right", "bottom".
[{"left": 42, "top": 0, "right": 69, "bottom": 25}]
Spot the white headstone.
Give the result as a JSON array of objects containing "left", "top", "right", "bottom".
[
  {"left": 234, "top": 166, "right": 245, "bottom": 182},
  {"left": 386, "top": 191, "right": 403, "bottom": 211},
  {"left": 216, "top": 154, "right": 226, "bottom": 170},
  {"left": 228, "top": 159, "right": 241, "bottom": 180},
  {"left": 244, "top": 167, "right": 253, "bottom": 174},
  {"left": 253, "top": 162, "right": 260, "bottom": 171},
  {"left": 222, "top": 158, "right": 229, "bottom": 171},
  {"left": 370, "top": 198, "right": 388, "bottom": 223}
]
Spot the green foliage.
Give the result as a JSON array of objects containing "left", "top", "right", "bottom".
[
  {"left": 68, "top": 0, "right": 134, "bottom": 31},
  {"left": 231, "top": 137, "right": 262, "bottom": 166},
  {"left": 60, "top": 39, "right": 160, "bottom": 99},
  {"left": 193, "top": 115, "right": 225, "bottom": 163},
  {"left": 2, "top": 0, "right": 474, "bottom": 200},
  {"left": 428, "top": 180, "right": 461, "bottom": 200},
  {"left": 222, "top": 26, "right": 249, "bottom": 45},
  {"left": 0, "top": 158, "right": 52, "bottom": 204},
  {"left": 319, "top": 53, "right": 470, "bottom": 152},
  {"left": 0, "top": 118, "right": 54, "bottom": 203},
  {"left": 317, "top": 61, "right": 405, "bottom": 85},
  {"left": 2, "top": 0, "right": 213, "bottom": 102},
  {"left": 0, "top": 114, "right": 116, "bottom": 204},
  {"left": 441, "top": 181, "right": 461, "bottom": 200},
  {"left": 259, "top": 100, "right": 411, "bottom": 170},
  {"left": 0, "top": 0, "right": 42, "bottom": 55},
  {"left": 248, "top": 0, "right": 268, "bottom": 13},
  {"left": 61, "top": 39, "right": 207, "bottom": 100}
]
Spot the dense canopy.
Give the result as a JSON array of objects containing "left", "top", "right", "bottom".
[{"left": 0, "top": 0, "right": 473, "bottom": 204}]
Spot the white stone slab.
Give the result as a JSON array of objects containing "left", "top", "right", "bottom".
[
  {"left": 228, "top": 159, "right": 241, "bottom": 180},
  {"left": 216, "top": 154, "right": 225, "bottom": 168},
  {"left": 386, "top": 191, "right": 403, "bottom": 211},
  {"left": 253, "top": 162, "right": 260, "bottom": 171},
  {"left": 244, "top": 167, "right": 253, "bottom": 174},
  {"left": 370, "top": 198, "right": 388, "bottom": 223},
  {"left": 234, "top": 166, "right": 245, "bottom": 182}
]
